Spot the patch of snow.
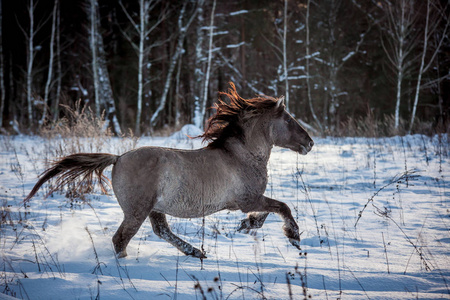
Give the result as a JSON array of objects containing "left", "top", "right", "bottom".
[
  {"left": 0, "top": 133, "right": 448, "bottom": 299},
  {"left": 170, "top": 124, "right": 203, "bottom": 140}
]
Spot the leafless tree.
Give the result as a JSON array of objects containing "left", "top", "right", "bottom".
[
  {"left": 150, "top": 2, "right": 196, "bottom": 129},
  {"left": 52, "top": 4, "right": 62, "bottom": 122},
  {"left": 192, "top": 0, "right": 205, "bottom": 128},
  {"left": 200, "top": 0, "right": 216, "bottom": 128},
  {"left": 39, "top": 0, "right": 58, "bottom": 126},
  {"left": 88, "top": 0, "right": 121, "bottom": 134},
  {"left": 89, "top": 0, "right": 100, "bottom": 116},
  {"left": 17, "top": 0, "right": 51, "bottom": 129},
  {"left": 0, "top": 0, "right": 5, "bottom": 128},
  {"left": 263, "top": 0, "right": 292, "bottom": 111},
  {"left": 380, "top": 0, "right": 421, "bottom": 129},
  {"left": 305, "top": 0, "right": 323, "bottom": 133},
  {"left": 409, "top": 0, "right": 450, "bottom": 132},
  {"left": 282, "top": 0, "right": 289, "bottom": 110},
  {"left": 312, "top": 0, "right": 371, "bottom": 131},
  {"left": 120, "top": 0, "right": 164, "bottom": 135},
  {"left": 26, "top": 0, "right": 36, "bottom": 128}
]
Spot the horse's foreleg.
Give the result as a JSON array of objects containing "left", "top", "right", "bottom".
[
  {"left": 237, "top": 212, "right": 269, "bottom": 233},
  {"left": 113, "top": 214, "right": 147, "bottom": 258},
  {"left": 149, "top": 212, "right": 207, "bottom": 259},
  {"left": 240, "top": 196, "right": 302, "bottom": 250}
]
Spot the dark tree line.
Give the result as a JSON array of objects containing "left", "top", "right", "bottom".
[{"left": 1, "top": 0, "right": 449, "bottom": 136}]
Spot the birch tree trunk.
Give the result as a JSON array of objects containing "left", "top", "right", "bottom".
[
  {"left": 52, "top": 6, "right": 61, "bottom": 122},
  {"left": 305, "top": 0, "right": 323, "bottom": 133},
  {"left": 89, "top": 0, "right": 100, "bottom": 118},
  {"left": 193, "top": 0, "right": 205, "bottom": 129},
  {"left": 97, "top": 34, "right": 121, "bottom": 135},
  {"left": 393, "top": 0, "right": 410, "bottom": 130},
  {"left": 409, "top": 0, "right": 449, "bottom": 132},
  {"left": 27, "top": 0, "right": 35, "bottom": 128},
  {"left": 135, "top": 0, "right": 146, "bottom": 135},
  {"left": 40, "top": 0, "right": 58, "bottom": 126},
  {"left": 326, "top": 0, "right": 338, "bottom": 131},
  {"left": 381, "top": 0, "right": 418, "bottom": 130},
  {"left": 0, "top": 0, "right": 5, "bottom": 128},
  {"left": 282, "top": 0, "right": 289, "bottom": 111},
  {"left": 201, "top": 0, "right": 216, "bottom": 126},
  {"left": 408, "top": 0, "right": 428, "bottom": 132},
  {"left": 89, "top": 0, "right": 121, "bottom": 134},
  {"left": 394, "top": 50, "right": 404, "bottom": 130}
]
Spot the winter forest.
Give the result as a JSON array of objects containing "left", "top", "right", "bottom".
[
  {"left": 0, "top": 0, "right": 449, "bottom": 136},
  {"left": 1, "top": 1, "right": 450, "bottom": 299}
]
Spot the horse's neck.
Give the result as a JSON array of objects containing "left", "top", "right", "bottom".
[{"left": 225, "top": 133, "right": 273, "bottom": 168}]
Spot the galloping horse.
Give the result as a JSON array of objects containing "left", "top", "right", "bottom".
[{"left": 25, "top": 83, "right": 314, "bottom": 258}]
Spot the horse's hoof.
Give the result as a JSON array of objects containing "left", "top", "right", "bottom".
[
  {"left": 117, "top": 250, "right": 128, "bottom": 258},
  {"left": 189, "top": 248, "right": 207, "bottom": 259},
  {"left": 289, "top": 238, "right": 302, "bottom": 251}
]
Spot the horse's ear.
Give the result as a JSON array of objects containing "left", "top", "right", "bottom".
[{"left": 276, "top": 96, "right": 285, "bottom": 110}]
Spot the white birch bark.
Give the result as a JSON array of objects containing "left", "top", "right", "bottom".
[
  {"left": 27, "top": 0, "right": 35, "bottom": 128},
  {"left": 201, "top": 0, "right": 216, "bottom": 126},
  {"left": 97, "top": 35, "right": 121, "bottom": 135},
  {"left": 282, "top": 0, "right": 289, "bottom": 111},
  {"left": 409, "top": 7, "right": 426, "bottom": 133},
  {"left": 40, "top": 0, "right": 58, "bottom": 126},
  {"left": 394, "top": 32, "right": 404, "bottom": 130},
  {"left": 135, "top": 0, "right": 146, "bottom": 135},
  {"left": 0, "top": 0, "right": 4, "bottom": 128},
  {"left": 89, "top": 0, "right": 121, "bottom": 134},
  {"left": 52, "top": 6, "right": 61, "bottom": 122},
  {"left": 305, "top": 0, "right": 322, "bottom": 133},
  {"left": 409, "top": 0, "right": 449, "bottom": 132},
  {"left": 381, "top": 0, "right": 418, "bottom": 130},
  {"left": 89, "top": 0, "right": 100, "bottom": 118},
  {"left": 392, "top": 0, "right": 409, "bottom": 130},
  {"left": 193, "top": 0, "right": 205, "bottom": 129}
]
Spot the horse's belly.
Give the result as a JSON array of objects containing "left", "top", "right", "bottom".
[{"left": 153, "top": 196, "right": 237, "bottom": 218}]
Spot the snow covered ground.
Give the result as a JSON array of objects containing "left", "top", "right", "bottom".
[{"left": 0, "top": 130, "right": 449, "bottom": 299}]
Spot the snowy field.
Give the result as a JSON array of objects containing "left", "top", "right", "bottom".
[{"left": 0, "top": 129, "right": 449, "bottom": 299}]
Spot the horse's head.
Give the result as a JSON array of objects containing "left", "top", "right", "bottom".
[
  {"left": 201, "top": 83, "right": 314, "bottom": 155},
  {"left": 271, "top": 98, "right": 314, "bottom": 155}
]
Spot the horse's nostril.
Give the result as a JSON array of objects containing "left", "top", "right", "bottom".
[{"left": 309, "top": 140, "right": 314, "bottom": 148}]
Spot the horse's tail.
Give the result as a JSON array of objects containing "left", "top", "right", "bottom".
[{"left": 24, "top": 153, "right": 119, "bottom": 202}]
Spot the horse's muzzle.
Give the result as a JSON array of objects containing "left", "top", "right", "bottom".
[{"left": 299, "top": 140, "right": 314, "bottom": 155}]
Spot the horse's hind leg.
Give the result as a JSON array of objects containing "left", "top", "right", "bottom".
[
  {"left": 113, "top": 214, "right": 147, "bottom": 258},
  {"left": 237, "top": 212, "right": 269, "bottom": 233},
  {"left": 149, "top": 212, "right": 206, "bottom": 259}
]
